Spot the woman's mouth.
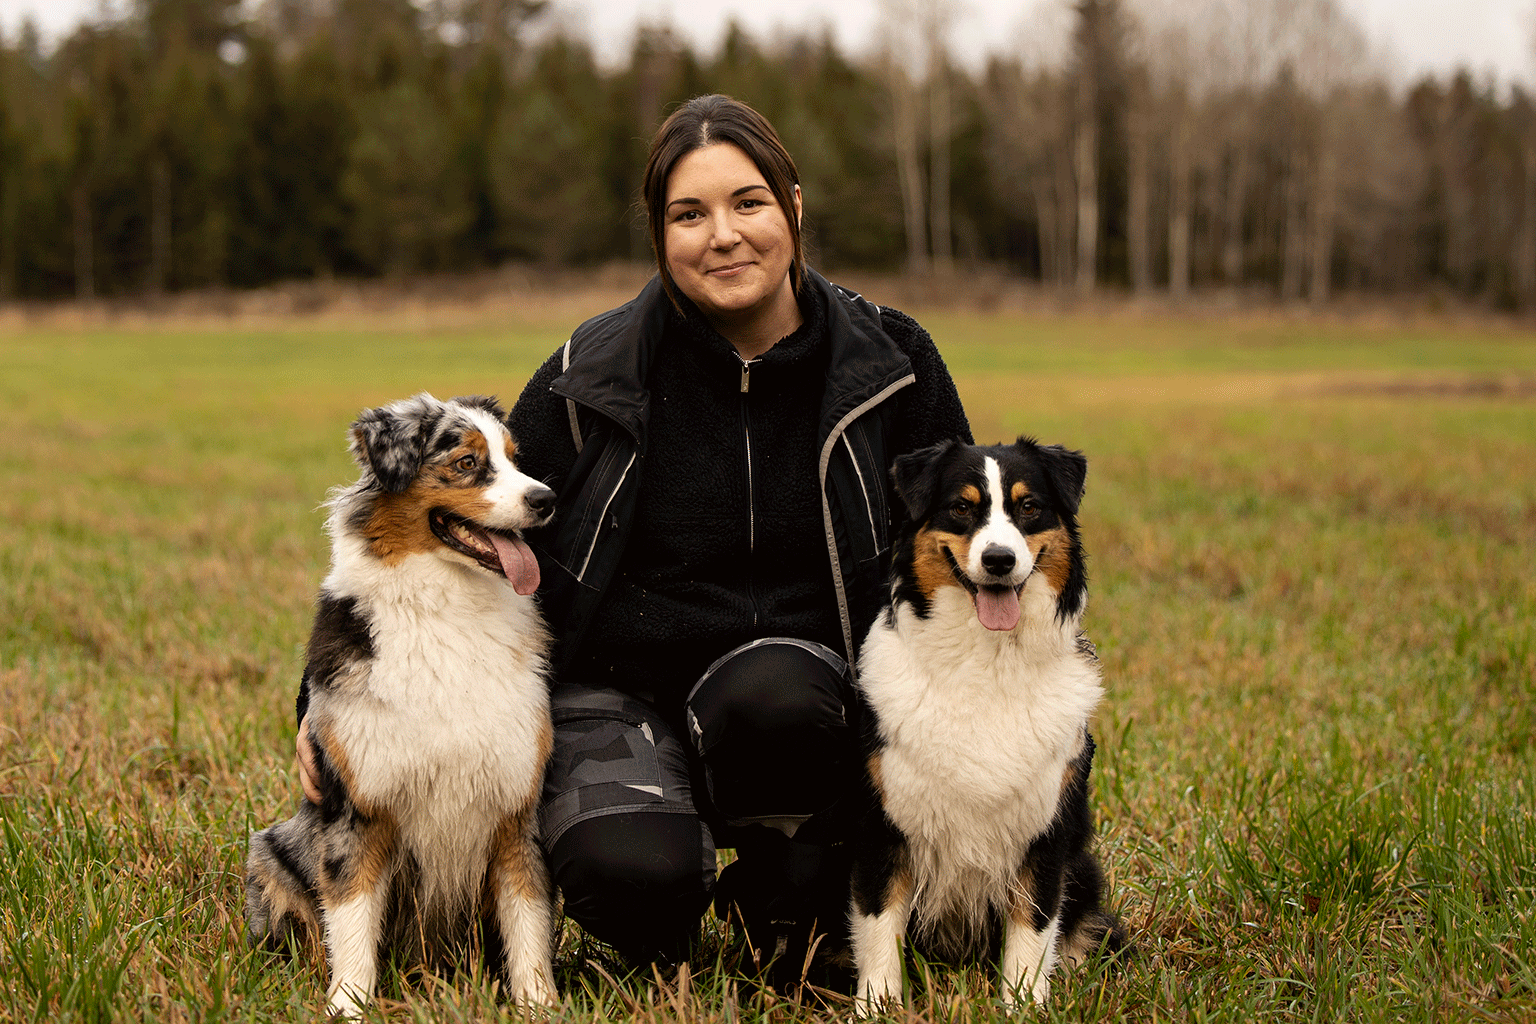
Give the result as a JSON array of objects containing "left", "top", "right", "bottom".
[{"left": 708, "top": 262, "right": 752, "bottom": 277}]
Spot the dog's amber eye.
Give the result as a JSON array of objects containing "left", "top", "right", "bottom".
[
  {"left": 1019, "top": 500, "right": 1041, "bottom": 521},
  {"left": 950, "top": 499, "right": 973, "bottom": 518},
  {"left": 455, "top": 454, "right": 478, "bottom": 472}
]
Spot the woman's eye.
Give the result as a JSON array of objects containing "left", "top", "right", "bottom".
[{"left": 456, "top": 455, "right": 478, "bottom": 472}]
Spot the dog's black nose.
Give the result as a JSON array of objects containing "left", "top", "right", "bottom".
[
  {"left": 525, "top": 486, "right": 557, "bottom": 517},
  {"left": 980, "top": 544, "right": 1016, "bottom": 577}
]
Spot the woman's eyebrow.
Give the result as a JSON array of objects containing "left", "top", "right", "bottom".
[{"left": 666, "top": 184, "right": 771, "bottom": 210}]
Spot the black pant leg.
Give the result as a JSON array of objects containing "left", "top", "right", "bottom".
[
  {"left": 684, "top": 638, "right": 859, "bottom": 840},
  {"left": 539, "top": 685, "right": 715, "bottom": 965},
  {"left": 684, "top": 638, "right": 859, "bottom": 985}
]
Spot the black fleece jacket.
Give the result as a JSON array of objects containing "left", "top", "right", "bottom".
[{"left": 507, "top": 272, "right": 972, "bottom": 713}]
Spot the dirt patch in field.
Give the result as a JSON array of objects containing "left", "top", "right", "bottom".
[{"left": 1299, "top": 375, "right": 1536, "bottom": 400}]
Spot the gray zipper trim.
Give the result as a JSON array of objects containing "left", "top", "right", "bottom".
[
  {"left": 560, "top": 339, "right": 584, "bottom": 454},
  {"left": 841, "top": 433, "right": 880, "bottom": 552},
  {"left": 819, "top": 372, "right": 916, "bottom": 667},
  {"left": 575, "top": 450, "right": 636, "bottom": 582}
]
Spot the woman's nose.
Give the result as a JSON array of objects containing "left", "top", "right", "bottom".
[{"left": 709, "top": 214, "right": 740, "bottom": 249}]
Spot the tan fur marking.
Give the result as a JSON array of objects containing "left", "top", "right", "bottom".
[
  {"left": 311, "top": 720, "right": 398, "bottom": 902},
  {"left": 960, "top": 484, "right": 982, "bottom": 505},
  {"left": 247, "top": 858, "right": 322, "bottom": 942},
  {"left": 1006, "top": 862, "right": 1039, "bottom": 928},
  {"left": 527, "top": 720, "right": 554, "bottom": 804},
  {"left": 1011, "top": 481, "right": 1029, "bottom": 504},
  {"left": 912, "top": 527, "right": 973, "bottom": 600},
  {"left": 314, "top": 720, "right": 361, "bottom": 805},
  {"left": 503, "top": 436, "right": 518, "bottom": 463},
  {"left": 885, "top": 861, "right": 914, "bottom": 908},
  {"left": 1028, "top": 525, "right": 1072, "bottom": 593},
  {"left": 364, "top": 479, "right": 497, "bottom": 565},
  {"left": 336, "top": 816, "right": 398, "bottom": 902},
  {"left": 486, "top": 809, "right": 549, "bottom": 904},
  {"left": 866, "top": 751, "right": 884, "bottom": 798},
  {"left": 431, "top": 433, "right": 490, "bottom": 484}
]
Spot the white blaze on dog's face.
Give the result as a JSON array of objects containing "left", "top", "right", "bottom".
[
  {"left": 348, "top": 394, "right": 556, "bottom": 595},
  {"left": 892, "top": 438, "right": 1088, "bottom": 631}
]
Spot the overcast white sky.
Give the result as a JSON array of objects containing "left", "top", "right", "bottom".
[{"left": 1, "top": 0, "right": 1531, "bottom": 89}]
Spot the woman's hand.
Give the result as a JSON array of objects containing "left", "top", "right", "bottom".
[{"left": 296, "top": 713, "right": 323, "bottom": 805}]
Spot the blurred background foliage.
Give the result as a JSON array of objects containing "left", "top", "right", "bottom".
[{"left": 3, "top": 0, "right": 1536, "bottom": 308}]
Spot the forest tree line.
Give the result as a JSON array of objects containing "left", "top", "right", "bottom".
[{"left": 2, "top": 0, "right": 1534, "bottom": 307}]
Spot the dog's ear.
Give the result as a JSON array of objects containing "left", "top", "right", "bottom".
[
  {"left": 892, "top": 438, "right": 964, "bottom": 520},
  {"left": 1017, "top": 436, "right": 1087, "bottom": 517},
  {"left": 350, "top": 395, "right": 442, "bottom": 493},
  {"left": 450, "top": 394, "right": 506, "bottom": 422}
]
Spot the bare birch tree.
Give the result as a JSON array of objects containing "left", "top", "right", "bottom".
[
  {"left": 1291, "top": 0, "right": 1369, "bottom": 304},
  {"left": 877, "top": 0, "right": 930, "bottom": 273}
]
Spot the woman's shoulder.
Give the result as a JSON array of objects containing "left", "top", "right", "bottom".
[
  {"left": 874, "top": 304, "right": 934, "bottom": 353},
  {"left": 818, "top": 274, "right": 935, "bottom": 356}
]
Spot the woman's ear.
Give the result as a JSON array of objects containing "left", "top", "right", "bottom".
[{"left": 793, "top": 184, "right": 803, "bottom": 226}]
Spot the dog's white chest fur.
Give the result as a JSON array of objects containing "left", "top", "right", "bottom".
[
  {"left": 858, "top": 588, "right": 1102, "bottom": 921},
  {"left": 326, "top": 547, "right": 551, "bottom": 905}
]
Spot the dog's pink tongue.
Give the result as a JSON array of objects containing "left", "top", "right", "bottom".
[
  {"left": 489, "top": 533, "right": 541, "bottom": 596},
  {"left": 975, "top": 587, "right": 1021, "bottom": 632}
]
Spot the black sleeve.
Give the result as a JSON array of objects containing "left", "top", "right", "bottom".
[{"left": 879, "top": 306, "right": 974, "bottom": 456}]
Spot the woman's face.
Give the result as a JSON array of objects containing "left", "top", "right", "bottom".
[{"left": 662, "top": 143, "right": 801, "bottom": 329}]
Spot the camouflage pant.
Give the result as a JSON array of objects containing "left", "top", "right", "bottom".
[{"left": 537, "top": 638, "right": 856, "bottom": 961}]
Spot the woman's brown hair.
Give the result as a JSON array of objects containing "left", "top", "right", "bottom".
[{"left": 642, "top": 94, "right": 804, "bottom": 311}]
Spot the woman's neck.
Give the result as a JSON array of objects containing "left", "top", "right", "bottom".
[{"left": 704, "top": 283, "right": 804, "bottom": 360}]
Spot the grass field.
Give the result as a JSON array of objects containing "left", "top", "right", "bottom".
[{"left": 2, "top": 295, "right": 1534, "bottom": 1022}]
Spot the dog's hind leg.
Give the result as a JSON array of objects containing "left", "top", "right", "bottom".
[
  {"left": 245, "top": 820, "right": 323, "bottom": 951},
  {"left": 488, "top": 812, "right": 556, "bottom": 1006}
]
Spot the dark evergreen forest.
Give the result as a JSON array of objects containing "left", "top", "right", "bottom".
[{"left": 2, "top": 0, "right": 1533, "bottom": 307}]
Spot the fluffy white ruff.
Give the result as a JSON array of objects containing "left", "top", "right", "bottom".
[
  {"left": 318, "top": 529, "right": 552, "bottom": 915},
  {"left": 856, "top": 583, "right": 1102, "bottom": 951}
]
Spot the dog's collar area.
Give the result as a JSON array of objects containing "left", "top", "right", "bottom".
[
  {"left": 941, "top": 544, "right": 1026, "bottom": 597},
  {"left": 429, "top": 508, "right": 520, "bottom": 577}
]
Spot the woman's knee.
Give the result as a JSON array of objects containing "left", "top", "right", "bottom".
[
  {"left": 548, "top": 811, "right": 715, "bottom": 962},
  {"left": 685, "top": 639, "right": 857, "bottom": 827},
  {"left": 686, "top": 639, "right": 852, "bottom": 741}
]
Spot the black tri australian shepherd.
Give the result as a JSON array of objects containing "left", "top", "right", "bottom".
[
  {"left": 244, "top": 393, "right": 558, "bottom": 1018},
  {"left": 850, "top": 437, "right": 1126, "bottom": 1012}
]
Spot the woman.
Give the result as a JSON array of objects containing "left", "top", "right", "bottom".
[{"left": 300, "top": 94, "right": 972, "bottom": 979}]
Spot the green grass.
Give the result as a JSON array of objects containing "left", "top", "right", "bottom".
[{"left": 2, "top": 303, "right": 1533, "bottom": 1022}]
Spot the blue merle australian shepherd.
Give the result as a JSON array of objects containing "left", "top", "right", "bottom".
[
  {"left": 849, "top": 437, "right": 1127, "bottom": 1012},
  {"left": 244, "top": 394, "right": 558, "bottom": 1017}
]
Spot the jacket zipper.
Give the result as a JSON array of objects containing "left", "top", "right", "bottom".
[{"left": 740, "top": 356, "right": 761, "bottom": 627}]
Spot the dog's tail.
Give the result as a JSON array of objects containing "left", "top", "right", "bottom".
[{"left": 245, "top": 820, "right": 323, "bottom": 952}]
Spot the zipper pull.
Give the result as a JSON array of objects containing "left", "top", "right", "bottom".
[{"left": 740, "top": 359, "right": 755, "bottom": 393}]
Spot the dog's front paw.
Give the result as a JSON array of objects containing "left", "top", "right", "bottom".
[
  {"left": 508, "top": 968, "right": 558, "bottom": 1009},
  {"left": 854, "top": 974, "right": 902, "bottom": 1018},
  {"left": 998, "top": 973, "right": 1050, "bottom": 1013},
  {"left": 326, "top": 988, "right": 369, "bottom": 1020}
]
